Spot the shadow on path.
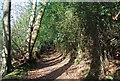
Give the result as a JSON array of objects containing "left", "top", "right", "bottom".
[
  {"left": 34, "top": 54, "right": 66, "bottom": 70},
  {"left": 2, "top": 52, "right": 77, "bottom": 81},
  {"left": 42, "top": 54, "right": 63, "bottom": 62},
  {"left": 40, "top": 55, "right": 74, "bottom": 79},
  {"left": 25, "top": 53, "right": 75, "bottom": 81}
]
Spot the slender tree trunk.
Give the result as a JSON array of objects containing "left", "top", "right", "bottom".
[
  {"left": 3, "top": 0, "right": 13, "bottom": 73},
  {"left": 26, "top": 0, "right": 37, "bottom": 59},
  {"left": 29, "top": 2, "right": 47, "bottom": 59}
]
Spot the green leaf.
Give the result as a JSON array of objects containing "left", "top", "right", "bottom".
[
  {"left": 106, "top": 13, "right": 111, "bottom": 16},
  {"left": 107, "top": 76, "right": 113, "bottom": 80}
]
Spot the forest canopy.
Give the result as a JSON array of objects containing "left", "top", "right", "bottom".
[{"left": 0, "top": 1, "right": 120, "bottom": 81}]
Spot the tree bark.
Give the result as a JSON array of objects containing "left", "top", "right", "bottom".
[
  {"left": 25, "top": 0, "right": 37, "bottom": 59},
  {"left": 3, "top": 0, "right": 13, "bottom": 73},
  {"left": 29, "top": 2, "right": 47, "bottom": 59},
  {"left": 84, "top": 10, "right": 102, "bottom": 80}
]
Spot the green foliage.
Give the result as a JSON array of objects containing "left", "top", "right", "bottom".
[
  {"left": 35, "top": 2, "right": 85, "bottom": 53},
  {"left": 12, "top": 11, "right": 30, "bottom": 47},
  {"left": 11, "top": 2, "right": 120, "bottom": 72},
  {"left": 114, "top": 70, "right": 120, "bottom": 80},
  {"left": 34, "top": 2, "right": 120, "bottom": 57}
]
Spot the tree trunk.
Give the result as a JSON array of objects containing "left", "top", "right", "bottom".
[
  {"left": 29, "top": 2, "right": 47, "bottom": 59},
  {"left": 26, "top": 0, "right": 37, "bottom": 59},
  {"left": 85, "top": 10, "right": 102, "bottom": 80},
  {"left": 87, "top": 34, "right": 101, "bottom": 78},
  {"left": 3, "top": 0, "right": 13, "bottom": 74}
]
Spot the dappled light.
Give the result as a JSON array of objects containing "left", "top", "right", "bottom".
[{"left": 0, "top": 1, "right": 120, "bottom": 81}]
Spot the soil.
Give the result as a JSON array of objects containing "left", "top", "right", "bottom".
[
  {"left": 26, "top": 52, "right": 91, "bottom": 80},
  {"left": 26, "top": 51, "right": 120, "bottom": 81}
]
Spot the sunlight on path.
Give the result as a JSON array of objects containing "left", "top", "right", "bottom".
[
  {"left": 27, "top": 54, "right": 71, "bottom": 79},
  {"left": 27, "top": 52, "right": 91, "bottom": 80}
]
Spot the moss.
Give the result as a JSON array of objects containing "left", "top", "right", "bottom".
[
  {"left": 2, "top": 62, "right": 37, "bottom": 80},
  {"left": 6, "top": 71, "right": 20, "bottom": 76},
  {"left": 3, "top": 75, "right": 24, "bottom": 79},
  {"left": 20, "top": 71, "right": 28, "bottom": 76},
  {"left": 2, "top": 64, "right": 29, "bottom": 80},
  {"left": 3, "top": 69, "right": 28, "bottom": 80}
]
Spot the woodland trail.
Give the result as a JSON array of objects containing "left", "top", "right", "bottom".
[{"left": 26, "top": 51, "right": 91, "bottom": 81}]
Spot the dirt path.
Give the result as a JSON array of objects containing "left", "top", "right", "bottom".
[{"left": 26, "top": 52, "right": 91, "bottom": 80}]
